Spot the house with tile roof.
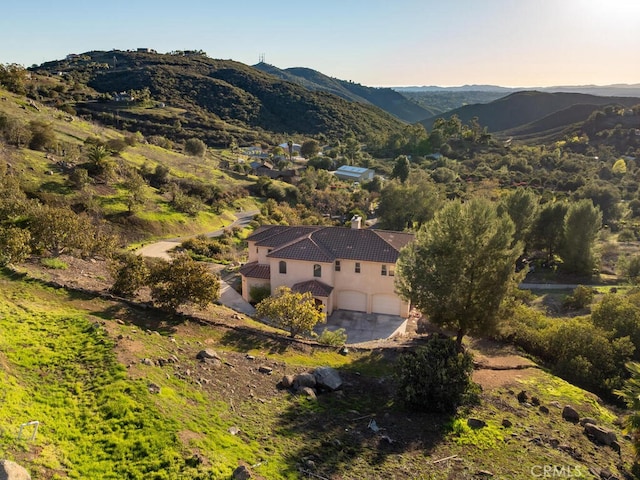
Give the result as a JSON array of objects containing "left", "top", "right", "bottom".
[{"left": 239, "top": 216, "right": 414, "bottom": 317}]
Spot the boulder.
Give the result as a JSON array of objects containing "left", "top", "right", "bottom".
[
  {"left": 232, "top": 465, "right": 251, "bottom": 480},
  {"left": 293, "top": 373, "right": 316, "bottom": 390},
  {"left": 467, "top": 418, "right": 486, "bottom": 429},
  {"left": 501, "top": 419, "right": 513, "bottom": 428},
  {"left": 580, "top": 417, "right": 598, "bottom": 427},
  {"left": 562, "top": 405, "right": 580, "bottom": 423},
  {"left": 539, "top": 405, "right": 549, "bottom": 414},
  {"left": 313, "top": 367, "right": 343, "bottom": 391},
  {"left": 298, "top": 387, "right": 317, "bottom": 400},
  {"left": 258, "top": 366, "right": 273, "bottom": 375},
  {"left": 0, "top": 460, "right": 31, "bottom": 480},
  {"left": 584, "top": 423, "right": 618, "bottom": 446},
  {"left": 196, "top": 349, "right": 221, "bottom": 361},
  {"left": 280, "top": 375, "right": 295, "bottom": 388}
]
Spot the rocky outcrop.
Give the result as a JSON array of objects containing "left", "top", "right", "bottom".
[{"left": 0, "top": 460, "right": 31, "bottom": 480}]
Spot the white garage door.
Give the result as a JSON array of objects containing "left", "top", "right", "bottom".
[
  {"left": 337, "top": 291, "right": 367, "bottom": 312},
  {"left": 372, "top": 294, "right": 401, "bottom": 316}
]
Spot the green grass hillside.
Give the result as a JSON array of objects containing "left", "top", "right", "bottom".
[
  {"left": 0, "top": 86, "right": 258, "bottom": 243},
  {"left": 30, "top": 50, "right": 406, "bottom": 147},
  {"left": 0, "top": 264, "right": 636, "bottom": 479}
]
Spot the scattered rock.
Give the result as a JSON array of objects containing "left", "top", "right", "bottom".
[
  {"left": 599, "top": 467, "right": 618, "bottom": 480},
  {"left": 467, "top": 418, "right": 486, "bottom": 429},
  {"left": 196, "top": 349, "right": 221, "bottom": 361},
  {"left": 530, "top": 396, "right": 540, "bottom": 406},
  {"left": 539, "top": 405, "right": 549, "bottom": 414},
  {"left": 293, "top": 373, "right": 316, "bottom": 390},
  {"left": 258, "top": 366, "right": 273, "bottom": 375},
  {"left": 516, "top": 390, "right": 527, "bottom": 403},
  {"left": 313, "top": 366, "right": 343, "bottom": 391},
  {"left": 476, "top": 470, "right": 494, "bottom": 477},
  {"left": 580, "top": 417, "right": 598, "bottom": 427},
  {"left": 116, "top": 319, "right": 125, "bottom": 325},
  {"left": 298, "top": 387, "right": 317, "bottom": 400},
  {"left": 148, "top": 382, "right": 161, "bottom": 394},
  {"left": 501, "top": 419, "right": 512, "bottom": 428},
  {"left": 549, "top": 438, "right": 560, "bottom": 448},
  {"left": 0, "top": 459, "right": 31, "bottom": 480},
  {"left": 232, "top": 465, "right": 251, "bottom": 480},
  {"left": 141, "top": 358, "right": 154, "bottom": 366},
  {"left": 339, "top": 346, "right": 349, "bottom": 355},
  {"left": 584, "top": 423, "right": 617, "bottom": 446},
  {"left": 549, "top": 401, "right": 562, "bottom": 408},
  {"left": 562, "top": 405, "right": 580, "bottom": 423},
  {"left": 245, "top": 354, "right": 255, "bottom": 361},
  {"left": 280, "top": 375, "right": 295, "bottom": 388},
  {"left": 228, "top": 426, "right": 240, "bottom": 436}
]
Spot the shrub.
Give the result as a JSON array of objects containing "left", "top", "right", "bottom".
[
  {"left": 249, "top": 284, "right": 271, "bottom": 304},
  {"left": 110, "top": 253, "right": 150, "bottom": 297},
  {"left": 184, "top": 138, "right": 206, "bottom": 157},
  {"left": 394, "top": 335, "right": 475, "bottom": 413},
  {"left": 563, "top": 285, "right": 596, "bottom": 310},
  {"left": 317, "top": 328, "right": 347, "bottom": 346},
  {"left": 41, "top": 257, "right": 68, "bottom": 270}
]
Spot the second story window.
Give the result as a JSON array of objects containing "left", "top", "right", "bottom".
[
  {"left": 313, "top": 264, "right": 322, "bottom": 278},
  {"left": 335, "top": 260, "right": 341, "bottom": 272},
  {"left": 279, "top": 261, "right": 287, "bottom": 274},
  {"left": 389, "top": 267, "right": 395, "bottom": 277},
  {"left": 381, "top": 265, "right": 387, "bottom": 276},
  {"left": 355, "top": 262, "right": 361, "bottom": 274}
]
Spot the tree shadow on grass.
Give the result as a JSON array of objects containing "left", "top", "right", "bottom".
[
  {"left": 219, "top": 329, "right": 290, "bottom": 355},
  {"left": 90, "top": 303, "right": 182, "bottom": 335},
  {"left": 273, "top": 355, "right": 453, "bottom": 479}
]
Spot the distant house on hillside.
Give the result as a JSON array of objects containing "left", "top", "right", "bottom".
[
  {"left": 334, "top": 165, "right": 374, "bottom": 183},
  {"left": 278, "top": 142, "right": 301, "bottom": 154},
  {"left": 239, "top": 217, "right": 413, "bottom": 317}
]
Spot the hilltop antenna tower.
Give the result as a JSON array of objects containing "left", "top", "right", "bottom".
[{"left": 259, "top": 53, "right": 265, "bottom": 64}]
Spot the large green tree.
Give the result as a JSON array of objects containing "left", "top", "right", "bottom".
[
  {"left": 532, "top": 201, "right": 569, "bottom": 262},
  {"left": 396, "top": 198, "right": 521, "bottom": 348},
  {"left": 149, "top": 255, "right": 220, "bottom": 311},
  {"left": 500, "top": 188, "right": 538, "bottom": 251},
  {"left": 559, "top": 199, "right": 602, "bottom": 276},
  {"left": 256, "top": 286, "right": 325, "bottom": 338},
  {"left": 391, "top": 155, "right": 411, "bottom": 184}
]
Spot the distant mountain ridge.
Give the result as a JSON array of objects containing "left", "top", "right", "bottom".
[
  {"left": 419, "top": 90, "right": 640, "bottom": 138},
  {"left": 31, "top": 50, "right": 405, "bottom": 145},
  {"left": 395, "top": 84, "right": 640, "bottom": 97},
  {"left": 253, "top": 62, "right": 432, "bottom": 123}
]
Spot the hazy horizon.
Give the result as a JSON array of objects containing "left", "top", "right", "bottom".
[{"left": 2, "top": 0, "right": 639, "bottom": 88}]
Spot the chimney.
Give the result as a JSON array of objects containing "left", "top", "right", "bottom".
[{"left": 350, "top": 215, "right": 362, "bottom": 230}]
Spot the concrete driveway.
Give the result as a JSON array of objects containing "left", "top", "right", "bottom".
[{"left": 316, "top": 310, "right": 407, "bottom": 345}]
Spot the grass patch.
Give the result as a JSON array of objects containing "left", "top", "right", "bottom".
[{"left": 40, "top": 258, "right": 68, "bottom": 270}]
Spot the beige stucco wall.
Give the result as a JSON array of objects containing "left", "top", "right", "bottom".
[
  {"left": 242, "top": 276, "right": 270, "bottom": 302},
  {"left": 267, "top": 258, "right": 409, "bottom": 317}
]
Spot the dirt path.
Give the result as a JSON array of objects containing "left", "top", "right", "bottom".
[{"left": 136, "top": 210, "right": 259, "bottom": 260}]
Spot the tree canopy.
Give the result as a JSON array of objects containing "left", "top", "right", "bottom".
[
  {"left": 396, "top": 197, "right": 521, "bottom": 347},
  {"left": 255, "top": 286, "right": 325, "bottom": 338}
]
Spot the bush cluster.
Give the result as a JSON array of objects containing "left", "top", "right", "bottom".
[{"left": 394, "top": 335, "right": 476, "bottom": 413}]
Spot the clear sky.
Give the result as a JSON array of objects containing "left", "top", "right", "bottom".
[{"left": 1, "top": 0, "right": 639, "bottom": 88}]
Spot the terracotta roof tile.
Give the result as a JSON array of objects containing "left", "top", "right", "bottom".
[
  {"left": 292, "top": 280, "right": 334, "bottom": 297},
  {"left": 247, "top": 225, "right": 414, "bottom": 264},
  {"left": 238, "top": 261, "right": 271, "bottom": 279}
]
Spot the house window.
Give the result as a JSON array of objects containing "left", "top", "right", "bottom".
[
  {"left": 335, "top": 260, "right": 341, "bottom": 272},
  {"left": 313, "top": 264, "right": 322, "bottom": 278},
  {"left": 389, "top": 267, "right": 395, "bottom": 277},
  {"left": 381, "top": 265, "right": 387, "bottom": 276},
  {"left": 279, "top": 261, "right": 287, "bottom": 274},
  {"left": 355, "top": 262, "right": 361, "bottom": 273}
]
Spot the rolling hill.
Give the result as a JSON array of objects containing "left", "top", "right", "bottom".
[
  {"left": 420, "top": 90, "right": 640, "bottom": 138},
  {"left": 30, "top": 50, "right": 406, "bottom": 146},
  {"left": 253, "top": 62, "right": 432, "bottom": 123}
]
